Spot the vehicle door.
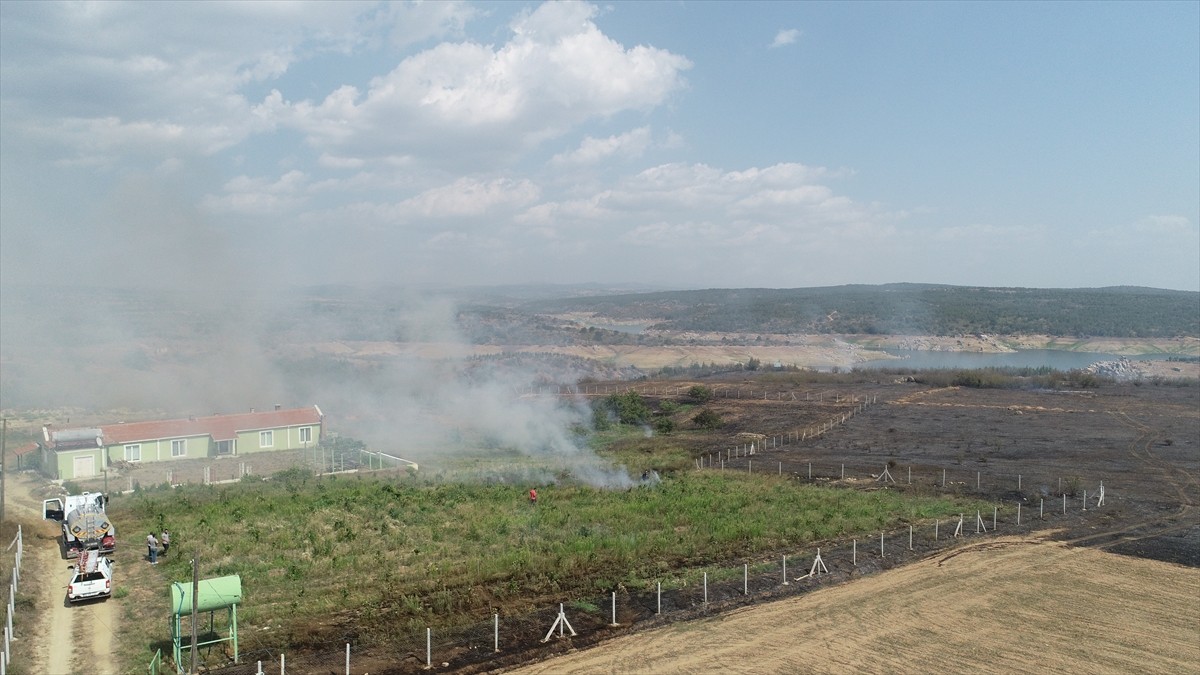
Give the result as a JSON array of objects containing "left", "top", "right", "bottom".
[{"left": 43, "top": 498, "right": 65, "bottom": 521}]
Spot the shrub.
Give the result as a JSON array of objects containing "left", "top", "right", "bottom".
[
  {"left": 598, "top": 391, "right": 652, "bottom": 425},
  {"left": 692, "top": 409, "right": 723, "bottom": 429}
]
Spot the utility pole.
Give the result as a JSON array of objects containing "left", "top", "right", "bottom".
[{"left": 190, "top": 556, "right": 199, "bottom": 673}]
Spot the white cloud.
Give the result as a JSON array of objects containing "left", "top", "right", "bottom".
[
  {"left": 376, "top": 0, "right": 479, "bottom": 49},
  {"left": 0, "top": 1, "right": 474, "bottom": 163},
  {"left": 400, "top": 177, "right": 541, "bottom": 218},
  {"left": 931, "top": 222, "right": 1039, "bottom": 242},
  {"left": 520, "top": 161, "right": 887, "bottom": 248},
  {"left": 1130, "top": 214, "right": 1194, "bottom": 236},
  {"left": 263, "top": 1, "right": 691, "bottom": 166},
  {"left": 770, "top": 28, "right": 801, "bottom": 48},
  {"left": 204, "top": 170, "right": 310, "bottom": 216},
  {"left": 550, "top": 127, "right": 653, "bottom": 166}
]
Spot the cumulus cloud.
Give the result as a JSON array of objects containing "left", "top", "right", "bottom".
[
  {"left": 519, "top": 161, "right": 887, "bottom": 249},
  {"left": 770, "top": 28, "right": 801, "bottom": 48},
  {"left": 204, "top": 170, "right": 311, "bottom": 216},
  {"left": 550, "top": 127, "right": 653, "bottom": 166},
  {"left": 398, "top": 177, "right": 542, "bottom": 219},
  {"left": 0, "top": 1, "right": 477, "bottom": 163},
  {"left": 261, "top": 1, "right": 691, "bottom": 167}
]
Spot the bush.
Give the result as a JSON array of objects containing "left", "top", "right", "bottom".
[
  {"left": 687, "top": 385, "right": 714, "bottom": 403},
  {"left": 598, "top": 391, "right": 652, "bottom": 425},
  {"left": 692, "top": 409, "right": 723, "bottom": 429}
]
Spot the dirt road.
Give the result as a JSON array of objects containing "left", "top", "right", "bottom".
[
  {"left": 508, "top": 535, "right": 1200, "bottom": 674},
  {"left": 6, "top": 473, "right": 117, "bottom": 675}
]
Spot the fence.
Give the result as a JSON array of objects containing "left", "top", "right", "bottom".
[
  {"left": 72, "top": 446, "right": 419, "bottom": 496},
  {"left": 194, "top": 459, "right": 1109, "bottom": 675},
  {"left": 1, "top": 526, "right": 23, "bottom": 675}
]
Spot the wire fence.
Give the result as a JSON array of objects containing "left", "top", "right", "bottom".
[
  {"left": 1, "top": 525, "right": 23, "bottom": 675},
  {"left": 68, "top": 446, "right": 418, "bottom": 496},
  {"left": 189, "top": 460, "right": 1110, "bottom": 675}
]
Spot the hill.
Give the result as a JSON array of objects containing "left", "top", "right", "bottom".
[{"left": 520, "top": 284, "right": 1200, "bottom": 338}]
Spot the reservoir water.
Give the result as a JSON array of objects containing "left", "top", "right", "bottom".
[{"left": 854, "top": 349, "right": 1175, "bottom": 371}]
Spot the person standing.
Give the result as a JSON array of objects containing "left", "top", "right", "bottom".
[
  {"left": 160, "top": 529, "right": 171, "bottom": 556},
  {"left": 529, "top": 488, "right": 538, "bottom": 505},
  {"left": 147, "top": 532, "right": 159, "bottom": 565}
]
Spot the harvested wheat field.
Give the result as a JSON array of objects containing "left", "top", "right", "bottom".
[{"left": 508, "top": 535, "right": 1200, "bottom": 675}]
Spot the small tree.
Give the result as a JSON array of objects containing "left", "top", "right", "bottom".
[
  {"left": 687, "top": 385, "right": 713, "bottom": 403},
  {"left": 599, "top": 391, "right": 652, "bottom": 425},
  {"left": 692, "top": 409, "right": 723, "bottom": 429}
]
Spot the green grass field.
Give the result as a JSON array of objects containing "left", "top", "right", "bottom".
[{"left": 109, "top": 461, "right": 987, "bottom": 661}]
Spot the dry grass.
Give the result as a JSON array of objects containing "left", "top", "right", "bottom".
[{"left": 514, "top": 534, "right": 1200, "bottom": 674}]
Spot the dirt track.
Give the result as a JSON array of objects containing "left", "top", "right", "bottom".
[
  {"left": 508, "top": 535, "right": 1200, "bottom": 674},
  {"left": 6, "top": 474, "right": 117, "bottom": 675}
]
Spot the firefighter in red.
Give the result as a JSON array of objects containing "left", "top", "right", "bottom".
[{"left": 529, "top": 488, "right": 538, "bottom": 505}]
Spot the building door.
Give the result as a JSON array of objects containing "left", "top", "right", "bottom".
[{"left": 73, "top": 455, "right": 95, "bottom": 478}]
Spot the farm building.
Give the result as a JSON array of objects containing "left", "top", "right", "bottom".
[{"left": 41, "top": 405, "right": 324, "bottom": 480}]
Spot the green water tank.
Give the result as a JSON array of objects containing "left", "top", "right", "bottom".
[{"left": 171, "top": 575, "right": 242, "bottom": 615}]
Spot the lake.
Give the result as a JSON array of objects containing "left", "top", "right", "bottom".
[{"left": 853, "top": 349, "right": 1176, "bottom": 371}]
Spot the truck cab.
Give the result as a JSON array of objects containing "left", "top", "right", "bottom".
[{"left": 67, "top": 551, "right": 113, "bottom": 603}]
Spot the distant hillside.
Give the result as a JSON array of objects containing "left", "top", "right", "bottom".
[{"left": 522, "top": 284, "right": 1200, "bottom": 338}]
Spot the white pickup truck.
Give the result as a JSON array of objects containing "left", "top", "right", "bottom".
[{"left": 67, "top": 551, "right": 113, "bottom": 603}]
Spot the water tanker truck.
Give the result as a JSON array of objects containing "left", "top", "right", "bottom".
[{"left": 44, "top": 491, "right": 116, "bottom": 559}]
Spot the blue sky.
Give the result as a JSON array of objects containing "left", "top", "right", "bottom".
[{"left": 2, "top": 0, "right": 1197, "bottom": 292}]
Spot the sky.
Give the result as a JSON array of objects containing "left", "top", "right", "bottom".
[{"left": 2, "top": 0, "right": 1198, "bottom": 293}]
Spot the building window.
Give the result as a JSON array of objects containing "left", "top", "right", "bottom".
[
  {"left": 171, "top": 439, "right": 186, "bottom": 457},
  {"left": 124, "top": 444, "right": 141, "bottom": 462},
  {"left": 299, "top": 427, "right": 312, "bottom": 444},
  {"left": 259, "top": 430, "right": 273, "bottom": 448},
  {"left": 216, "top": 439, "right": 235, "bottom": 456}
]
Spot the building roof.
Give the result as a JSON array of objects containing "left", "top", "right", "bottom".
[{"left": 49, "top": 406, "right": 323, "bottom": 446}]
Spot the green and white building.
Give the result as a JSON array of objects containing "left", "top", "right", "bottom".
[{"left": 42, "top": 405, "right": 324, "bottom": 480}]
